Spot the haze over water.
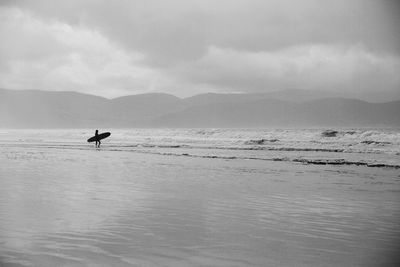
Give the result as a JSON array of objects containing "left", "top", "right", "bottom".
[{"left": 0, "top": 129, "right": 399, "bottom": 266}]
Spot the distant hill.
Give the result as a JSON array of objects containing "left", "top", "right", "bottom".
[
  {"left": 182, "top": 89, "right": 341, "bottom": 107},
  {"left": 108, "top": 93, "right": 182, "bottom": 126},
  {"left": 0, "top": 89, "right": 109, "bottom": 128},
  {"left": 0, "top": 89, "right": 185, "bottom": 127},
  {"left": 0, "top": 89, "right": 399, "bottom": 128},
  {"left": 155, "top": 98, "right": 400, "bottom": 127}
]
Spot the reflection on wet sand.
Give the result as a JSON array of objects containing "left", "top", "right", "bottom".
[{"left": 1, "top": 145, "right": 399, "bottom": 266}]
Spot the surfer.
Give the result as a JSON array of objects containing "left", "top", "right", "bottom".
[
  {"left": 87, "top": 130, "right": 111, "bottom": 147},
  {"left": 95, "top": 129, "right": 101, "bottom": 148}
]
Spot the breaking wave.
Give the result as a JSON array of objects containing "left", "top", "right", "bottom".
[
  {"left": 1, "top": 128, "right": 399, "bottom": 169},
  {"left": 152, "top": 152, "right": 400, "bottom": 169},
  {"left": 244, "top": 139, "right": 279, "bottom": 145}
]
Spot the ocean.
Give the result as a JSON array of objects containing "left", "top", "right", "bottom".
[{"left": 0, "top": 128, "right": 399, "bottom": 266}]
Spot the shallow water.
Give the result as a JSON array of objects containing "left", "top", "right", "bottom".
[
  {"left": 0, "top": 129, "right": 400, "bottom": 266},
  {"left": 1, "top": 128, "right": 399, "bottom": 168}
]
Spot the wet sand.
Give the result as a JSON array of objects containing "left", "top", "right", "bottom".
[{"left": 0, "top": 145, "right": 399, "bottom": 266}]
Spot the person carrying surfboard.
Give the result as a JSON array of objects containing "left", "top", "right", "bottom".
[
  {"left": 95, "top": 130, "right": 101, "bottom": 148},
  {"left": 87, "top": 130, "right": 111, "bottom": 148}
]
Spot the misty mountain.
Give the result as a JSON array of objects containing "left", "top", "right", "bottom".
[
  {"left": 182, "top": 89, "right": 342, "bottom": 107},
  {"left": 0, "top": 89, "right": 399, "bottom": 128},
  {"left": 155, "top": 98, "right": 400, "bottom": 127},
  {"left": 109, "top": 93, "right": 182, "bottom": 124},
  {"left": 0, "top": 89, "right": 109, "bottom": 128},
  {"left": 181, "top": 89, "right": 400, "bottom": 107},
  {"left": 0, "top": 89, "right": 184, "bottom": 127}
]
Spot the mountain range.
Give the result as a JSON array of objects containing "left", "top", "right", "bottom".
[{"left": 0, "top": 89, "right": 399, "bottom": 128}]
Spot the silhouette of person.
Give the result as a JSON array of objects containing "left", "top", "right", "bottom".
[{"left": 95, "top": 129, "right": 101, "bottom": 148}]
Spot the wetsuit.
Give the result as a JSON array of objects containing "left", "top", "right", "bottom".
[{"left": 95, "top": 130, "right": 101, "bottom": 147}]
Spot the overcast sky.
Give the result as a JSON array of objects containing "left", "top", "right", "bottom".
[{"left": 0, "top": 0, "right": 399, "bottom": 98}]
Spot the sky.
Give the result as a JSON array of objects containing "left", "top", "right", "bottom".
[{"left": 0, "top": 0, "right": 399, "bottom": 99}]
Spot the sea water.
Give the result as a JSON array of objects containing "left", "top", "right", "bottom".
[
  {"left": 1, "top": 128, "right": 399, "bottom": 167},
  {"left": 0, "top": 128, "right": 399, "bottom": 266}
]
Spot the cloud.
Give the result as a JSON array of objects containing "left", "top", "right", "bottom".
[
  {"left": 0, "top": 1, "right": 399, "bottom": 98},
  {"left": 173, "top": 45, "right": 400, "bottom": 93},
  {"left": 0, "top": 7, "right": 174, "bottom": 98},
  {"left": 4, "top": 0, "right": 400, "bottom": 60}
]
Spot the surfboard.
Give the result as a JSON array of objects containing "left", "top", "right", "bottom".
[{"left": 87, "top": 132, "right": 111, "bottom": 142}]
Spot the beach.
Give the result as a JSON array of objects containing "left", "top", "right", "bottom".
[{"left": 0, "top": 129, "right": 399, "bottom": 266}]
